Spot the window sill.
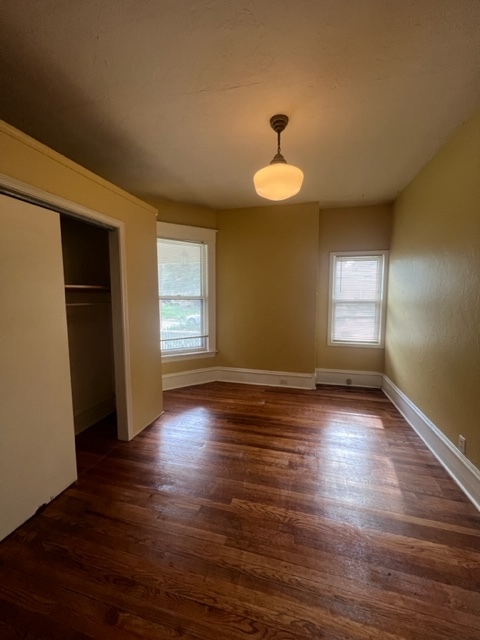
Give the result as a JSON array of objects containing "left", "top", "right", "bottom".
[
  {"left": 327, "top": 341, "right": 384, "bottom": 349},
  {"left": 161, "top": 350, "right": 218, "bottom": 363}
]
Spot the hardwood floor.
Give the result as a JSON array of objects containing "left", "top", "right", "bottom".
[{"left": 1, "top": 382, "right": 479, "bottom": 639}]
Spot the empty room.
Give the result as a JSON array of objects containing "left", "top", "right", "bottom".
[{"left": 0, "top": 2, "right": 479, "bottom": 639}]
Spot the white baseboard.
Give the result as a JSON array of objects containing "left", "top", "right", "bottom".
[
  {"left": 162, "top": 367, "right": 218, "bottom": 391},
  {"left": 382, "top": 375, "right": 480, "bottom": 511},
  {"left": 217, "top": 367, "right": 316, "bottom": 390},
  {"left": 163, "top": 366, "right": 315, "bottom": 391},
  {"left": 315, "top": 368, "right": 383, "bottom": 388}
]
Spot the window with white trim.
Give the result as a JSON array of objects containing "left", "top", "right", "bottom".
[
  {"left": 328, "top": 251, "right": 388, "bottom": 348},
  {"left": 156, "top": 222, "right": 216, "bottom": 360}
]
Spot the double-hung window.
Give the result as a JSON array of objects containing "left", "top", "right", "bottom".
[
  {"left": 328, "top": 251, "right": 388, "bottom": 347},
  {"left": 156, "top": 222, "right": 216, "bottom": 359}
]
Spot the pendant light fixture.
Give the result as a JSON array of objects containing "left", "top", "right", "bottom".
[{"left": 253, "top": 114, "right": 304, "bottom": 201}]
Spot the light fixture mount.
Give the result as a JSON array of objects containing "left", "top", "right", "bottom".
[
  {"left": 269, "top": 114, "right": 289, "bottom": 164},
  {"left": 253, "top": 113, "right": 304, "bottom": 201},
  {"left": 269, "top": 114, "right": 289, "bottom": 135}
]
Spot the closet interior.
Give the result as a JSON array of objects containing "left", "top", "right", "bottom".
[{"left": 60, "top": 215, "right": 117, "bottom": 437}]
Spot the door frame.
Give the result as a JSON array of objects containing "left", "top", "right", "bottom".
[{"left": 0, "top": 172, "right": 134, "bottom": 441}]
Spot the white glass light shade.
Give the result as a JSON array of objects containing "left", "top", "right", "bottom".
[{"left": 253, "top": 162, "right": 304, "bottom": 201}]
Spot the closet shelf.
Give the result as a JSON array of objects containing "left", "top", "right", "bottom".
[
  {"left": 65, "top": 284, "right": 110, "bottom": 291},
  {"left": 66, "top": 302, "right": 110, "bottom": 307}
]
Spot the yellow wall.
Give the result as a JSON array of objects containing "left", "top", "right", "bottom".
[
  {"left": 154, "top": 198, "right": 217, "bottom": 229},
  {"left": 316, "top": 205, "right": 393, "bottom": 372},
  {"left": 216, "top": 202, "right": 319, "bottom": 373},
  {"left": 386, "top": 107, "right": 480, "bottom": 470},
  {"left": 156, "top": 200, "right": 392, "bottom": 378},
  {"left": 0, "top": 121, "right": 163, "bottom": 435}
]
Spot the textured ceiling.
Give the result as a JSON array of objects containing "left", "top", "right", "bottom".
[{"left": 1, "top": 0, "right": 480, "bottom": 209}]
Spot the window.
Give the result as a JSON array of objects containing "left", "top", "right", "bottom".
[
  {"left": 156, "top": 222, "right": 216, "bottom": 360},
  {"left": 328, "top": 251, "right": 388, "bottom": 348}
]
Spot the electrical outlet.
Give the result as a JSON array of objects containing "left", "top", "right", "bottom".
[
  {"left": 458, "top": 435, "right": 466, "bottom": 455},
  {"left": 280, "top": 378, "right": 288, "bottom": 385}
]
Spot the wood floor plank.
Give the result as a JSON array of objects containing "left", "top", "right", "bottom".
[
  {"left": 1, "top": 382, "right": 479, "bottom": 639},
  {"left": 30, "top": 497, "right": 480, "bottom": 633}
]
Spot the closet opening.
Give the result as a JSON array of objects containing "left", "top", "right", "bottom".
[{"left": 60, "top": 214, "right": 129, "bottom": 450}]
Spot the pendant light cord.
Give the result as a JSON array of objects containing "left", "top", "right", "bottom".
[{"left": 277, "top": 131, "right": 282, "bottom": 155}]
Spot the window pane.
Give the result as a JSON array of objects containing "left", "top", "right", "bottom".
[
  {"left": 334, "top": 257, "right": 382, "bottom": 301},
  {"left": 333, "top": 302, "right": 380, "bottom": 343},
  {"left": 160, "top": 299, "right": 205, "bottom": 352},
  {"left": 157, "top": 239, "right": 203, "bottom": 297}
]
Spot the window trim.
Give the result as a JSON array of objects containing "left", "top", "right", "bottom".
[
  {"left": 327, "top": 250, "right": 389, "bottom": 349},
  {"left": 156, "top": 222, "right": 217, "bottom": 362}
]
